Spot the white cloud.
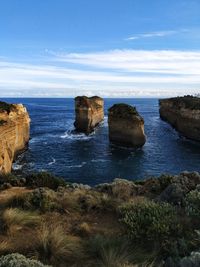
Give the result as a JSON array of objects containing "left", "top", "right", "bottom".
[
  {"left": 125, "top": 30, "right": 178, "bottom": 41},
  {"left": 0, "top": 49, "right": 200, "bottom": 97}
]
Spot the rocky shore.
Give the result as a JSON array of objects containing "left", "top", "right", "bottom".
[
  {"left": 108, "top": 103, "right": 146, "bottom": 147},
  {"left": 74, "top": 96, "right": 104, "bottom": 134},
  {"left": 0, "top": 102, "right": 30, "bottom": 174},
  {"left": 159, "top": 96, "right": 200, "bottom": 141}
]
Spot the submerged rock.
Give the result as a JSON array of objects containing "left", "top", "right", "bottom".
[
  {"left": 74, "top": 96, "right": 104, "bottom": 134},
  {"left": 159, "top": 96, "right": 200, "bottom": 141},
  {"left": 0, "top": 102, "right": 30, "bottom": 174},
  {"left": 108, "top": 103, "right": 146, "bottom": 147}
]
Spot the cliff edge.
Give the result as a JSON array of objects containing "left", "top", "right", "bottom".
[
  {"left": 159, "top": 96, "right": 200, "bottom": 141},
  {"left": 0, "top": 101, "right": 30, "bottom": 174}
]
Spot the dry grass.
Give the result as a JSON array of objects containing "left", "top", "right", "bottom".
[
  {"left": 36, "top": 223, "right": 84, "bottom": 266},
  {"left": 2, "top": 208, "right": 40, "bottom": 234}
]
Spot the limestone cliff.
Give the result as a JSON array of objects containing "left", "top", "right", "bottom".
[
  {"left": 0, "top": 101, "right": 30, "bottom": 174},
  {"left": 159, "top": 96, "right": 200, "bottom": 141},
  {"left": 108, "top": 103, "right": 146, "bottom": 147},
  {"left": 74, "top": 96, "right": 104, "bottom": 134}
]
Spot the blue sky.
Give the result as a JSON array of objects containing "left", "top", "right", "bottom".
[{"left": 0, "top": 0, "right": 200, "bottom": 97}]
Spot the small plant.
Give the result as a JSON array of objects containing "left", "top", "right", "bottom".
[
  {"left": 0, "top": 253, "right": 52, "bottom": 267},
  {"left": 87, "top": 235, "right": 134, "bottom": 267},
  {"left": 119, "top": 200, "right": 181, "bottom": 243}
]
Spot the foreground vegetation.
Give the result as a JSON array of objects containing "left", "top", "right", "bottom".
[{"left": 0, "top": 171, "right": 200, "bottom": 266}]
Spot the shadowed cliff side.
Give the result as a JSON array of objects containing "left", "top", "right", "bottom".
[
  {"left": 74, "top": 96, "right": 104, "bottom": 134},
  {"left": 0, "top": 101, "right": 30, "bottom": 174},
  {"left": 159, "top": 96, "right": 200, "bottom": 141}
]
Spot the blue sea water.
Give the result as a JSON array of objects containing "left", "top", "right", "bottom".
[{"left": 2, "top": 98, "right": 200, "bottom": 185}]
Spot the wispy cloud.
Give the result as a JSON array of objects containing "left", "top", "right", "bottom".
[
  {"left": 125, "top": 29, "right": 186, "bottom": 41},
  {"left": 0, "top": 49, "right": 200, "bottom": 97}
]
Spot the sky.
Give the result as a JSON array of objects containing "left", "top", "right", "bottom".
[{"left": 0, "top": 0, "right": 200, "bottom": 98}]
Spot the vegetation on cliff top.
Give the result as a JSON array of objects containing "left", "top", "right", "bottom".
[
  {"left": 0, "top": 101, "right": 15, "bottom": 114},
  {"left": 108, "top": 103, "right": 141, "bottom": 119},
  {"left": 0, "top": 171, "right": 200, "bottom": 266},
  {"left": 160, "top": 95, "right": 200, "bottom": 110}
]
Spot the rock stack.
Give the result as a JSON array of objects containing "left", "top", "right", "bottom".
[
  {"left": 0, "top": 101, "right": 30, "bottom": 174},
  {"left": 74, "top": 96, "right": 104, "bottom": 134},
  {"left": 159, "top": 96, "right": 200, "bottom": 141},
  {"left": 108, "top": 103, "right": 146, "bottom": 147}
]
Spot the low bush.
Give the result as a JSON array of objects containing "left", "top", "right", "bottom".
[
  {"left": 25, "top": 172, "right": 66, "bottom": 190},
  {"left": 119, "top": 200, "right": 181, "bottom": 243},
  {"left": 0, "top": 253, "right": 51, "bottom": 267},
  {"left": 8, "top": 188, "right": 59, "bottom": 212},
  {"left": 185, "top": 189, "right": 200, "bottom": 218}
]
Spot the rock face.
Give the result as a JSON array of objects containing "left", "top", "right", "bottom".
[
  {"left": 74, "top": 96, "right": 104, "bottom": 134},
  {"left": 0, "top": 101, "right": 30, "bottom": 174},
  {"left": 108, "top": 103, "right": 146, "bottom": 147},
  {"left": 159, "top": 96, "right": 200, "bottom": 141}
]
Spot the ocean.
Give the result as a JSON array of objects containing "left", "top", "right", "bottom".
[{"left": 3, "top": 98, "right": 200, "bottom": 186}]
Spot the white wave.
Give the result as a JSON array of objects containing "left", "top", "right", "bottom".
[
  {"left": 61, "top": 130, "right": 94, "bottom": 140},
  {"left": 66, "top": 162, "right": 87, "bottom": 168},
  {"left": 12, "top": 163, "right": 23, "bottom": 170},
  {"left": 91, "top": 159, "right": 110, "bottom": 163},
  {"left": 48, "top": 157, "right": 56, "bottom": 165}
]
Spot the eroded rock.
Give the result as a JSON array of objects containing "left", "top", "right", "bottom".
[
  {"left": 74, "top": 96, "right": 104, "bottom": 134},
  {"left": 108, "top": 103, "right": 146, "bottom": 147},
  {"left": 0, "top": 101, "right": 30, "bottom": 174},
  {"left": 159, "top": 96, "right": 200, "bottom": 141}
]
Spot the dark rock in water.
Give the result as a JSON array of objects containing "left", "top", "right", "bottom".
[
  {"left": 74, "top": 96, "right": 104, "bottom": 134},
  {"left": 108, "top": 103, "right": 146, "bottom": 147},
  {"left": 159, "top": 96, "right": 200, "bottom": 141}
]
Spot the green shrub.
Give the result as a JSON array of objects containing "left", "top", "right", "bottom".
[
  {"left": 119, "top": 200, "right": 181, "bottom": 243},
  {"left": 25, "top": 172, "right": 66, "bottom": 190},
  {"left": 0, "top": 253, "right": 51, "bottom": 267},
  {"left": 185, "top": 189, "right": 200, "bottom": 218},
  {"left": 9, "top": 189, "right": 60, "bottom": 212}
]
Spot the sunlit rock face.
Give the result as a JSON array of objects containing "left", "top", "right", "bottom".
[
  {"left": 74, "top": 96, "right": 104, "bottom": 134},
  {"left": 0, "top": 102, "right": 30, "bottom": 174},
  {"left": 159, "top": 96, "right": 200, "bottom": 141},
  {"left": 108, "top": 103, "right": 146, "bottom": 147}
]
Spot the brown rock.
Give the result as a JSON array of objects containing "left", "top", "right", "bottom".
[
  {"left": 0, "top": 101, "right": 30, "bottom": 174},
  {"left": 159, "top": 96, "right": 200, "bottom": 141},
  {"left": 74, "top": 96, "right": 104, "bottom": 134},
  {"left": 108, "top": 103, "right": 146, "bottom": 147}
]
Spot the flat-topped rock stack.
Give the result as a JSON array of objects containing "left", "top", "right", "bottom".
[
  {"left": 108, "top": 103, "right": 146, "bottom": 147},
  {"left": 74, "top": 96, "right": 104, "bottom": 134},
  {"left": 159, "top": 96, "right": 200, "bottom": 141},
  {"left": 0, "top": 101, "right": 30, "bottom": 174}
]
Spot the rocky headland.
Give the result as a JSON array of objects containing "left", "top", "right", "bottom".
[
  {"left": 108, "top": 103, "right": 146, "bottom": 147},
  {"left": 0, "top": 101, "right": 30, "bottom": 174},
  {"left": 159, "top": 96, "right": 200, "bottom": 141},
  {"left": 74, "top": 96, "right": 104, "bottom": 134}
]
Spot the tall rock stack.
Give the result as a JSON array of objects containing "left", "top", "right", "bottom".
[
  {"left": 159, "top": 96, "right": 200, "bottom": 141},
  {"left": 108, "top": 103, "right": 146, "bottom": 147},
  {"left": 0, "top": 101, "right": 30, "bottom": 174},
  {"left": 74, "top": 96, "right": 104, "bottom": 134}
]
